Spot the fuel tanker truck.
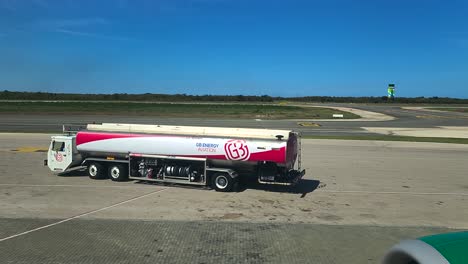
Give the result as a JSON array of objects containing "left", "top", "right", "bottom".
[{"left": 45, "top": 123, "right": 305, "bottom": 192}]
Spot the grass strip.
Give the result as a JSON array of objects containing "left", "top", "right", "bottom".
[{"left": 0, "top": 101, "right": 359, "bottom": 119}]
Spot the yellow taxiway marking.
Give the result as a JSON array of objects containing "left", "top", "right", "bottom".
[
  {"left": 11, "top": 146, "right": 48, "bottom": 153},
  {"left": 416, "top": 115, "right": 448, "bottom": 119},
  {"left": 297, "top": 122, "right": 321, "bottom": 127}
]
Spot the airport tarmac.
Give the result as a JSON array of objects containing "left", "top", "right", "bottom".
[
  {"left": 1, "top": 104, "right": 467, "bottom": 136},
  {"left": 1, "top": 133, "right": 467, "bottom": 263}
]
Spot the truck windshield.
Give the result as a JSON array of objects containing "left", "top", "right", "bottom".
[{"left": 52, "top": 141, "right": 65, "bottom": 151}]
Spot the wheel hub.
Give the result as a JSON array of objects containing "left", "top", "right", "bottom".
[
  {"left": 111, "top": 168, "right": 120, "bottom": 178},
  {"left": 89, "top": 165, "right": 97, "bottom": 176},
  {"left": 215, "top": 176, "right": 228, "bottom": 189}
]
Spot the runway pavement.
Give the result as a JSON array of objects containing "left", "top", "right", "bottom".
[
  {"left": 1, "top": 133, "right": 467, "bottom": 263},
  {"left": 1, "top": 104, "right": 467, "bottom": 136}
]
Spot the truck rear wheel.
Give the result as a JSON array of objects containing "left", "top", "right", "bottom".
[
  {"left": 88, "top": 162, "right": 106, "bottom": 180},
  {"left": 212, "top": 173, "right": 235, "bottom": 192},
  {"left": 108, "top": 164, "right": 128, "bottom": 182}
]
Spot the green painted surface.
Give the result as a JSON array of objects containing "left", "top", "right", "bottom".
[
  {"left": 387, "top": 84, "right": 395, "bottom": 98},
  {"left": 419, "top": 231, "right": 468, "bottom": 264}
]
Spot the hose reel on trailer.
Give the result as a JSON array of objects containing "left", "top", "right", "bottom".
[
  {"left": 133, "top": 155, "right": 204, "bottom": 183},
  {"left": 164, "top": 164, "right": 199, "bottom": 181}
]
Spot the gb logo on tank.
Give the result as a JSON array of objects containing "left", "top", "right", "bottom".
[{"left": 224, "top": 139, "right": 250, "bottom": 161}]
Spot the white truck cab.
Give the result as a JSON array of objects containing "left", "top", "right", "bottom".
[{"left": 46, "top": 135, "right": 80, "bottom": 173}]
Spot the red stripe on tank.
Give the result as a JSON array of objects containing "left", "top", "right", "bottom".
[
  {"left": 171, "top": 147, "right": 286, "bottom": 163},
  {"left": 249, "top": 147, "right": 286, "bottom": 163},
  {"left": 76, "top": 131, "right": 166, "bottom": 145}
]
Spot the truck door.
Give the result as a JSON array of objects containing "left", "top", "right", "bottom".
[{"left": 47, "top": 137, "right": 74, "bottom": 173}]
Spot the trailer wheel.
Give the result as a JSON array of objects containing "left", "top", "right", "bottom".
[
  {"left": 88, "top": 162, "right": 106, "bottom": 180},
  {"left": 108, "top": 164, "right": 128, "bottom": 182},
  {"left": 212, "top": 173, "right": 234, "bottom": 192}
]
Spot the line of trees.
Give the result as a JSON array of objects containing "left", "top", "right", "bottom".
[
  {"left": 286, "top": 96, "right": 468, "bottom": 104},
  {"left": 0, "top": 91, "right": 274, "bottom": 102},
  {"left": 1, "top": 90, "right": 468, "bottom": 104}
]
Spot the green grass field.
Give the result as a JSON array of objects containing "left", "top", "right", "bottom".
[
  {"left": 0, "top": 101, "right": 360, "bottom": 119},
  {"left": 427, "top": 107, "right": 468, "bottom": 113}
]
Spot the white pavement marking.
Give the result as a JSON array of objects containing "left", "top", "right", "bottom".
[
  {"left": 318, "top": 190, "right": 468, "bottom": 196},
  {"left": 361, "top": 126, "right": 468, "bottom": 138},
  {"left": 0, "top": 188, "right": 167, "bottom": 242},
  {"left": 0, "top": 183, "right": 156, "bottom": 189},
  {"left": 290, "top": 104, "right": 395, "bottom": 121}
]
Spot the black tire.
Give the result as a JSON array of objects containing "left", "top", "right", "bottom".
[
  {"left": 88, "top": 162, "right": 106, "bottom": 180},
  {"left": 108, "top": 164, "right": 128, "bottom": 182},
  {"left": 211, "top": 173, "right": 235, "bottom": 192}
]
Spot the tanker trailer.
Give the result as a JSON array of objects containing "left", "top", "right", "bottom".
[{"left": 45, "top": 123, "right": 305, "bottom": 192}]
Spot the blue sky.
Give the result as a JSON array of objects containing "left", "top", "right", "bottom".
[{"left": 0, "top": 0, "right": 467, "bottom": 98}]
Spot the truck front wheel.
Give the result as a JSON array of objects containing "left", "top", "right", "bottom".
[
  {"left": 88, "top": 162, "right": 106, "bottom": 180},
  {"left": 212, "top": 173, "right": 235, "bottom": 192},
  {"left": 108, "top": 164, "right": 128, "bottom": 182}
]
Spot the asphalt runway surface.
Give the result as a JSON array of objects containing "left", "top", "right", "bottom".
[
  {"left": 1, "top": 134, "right": 467, "bottom": 263},
  {"left": 1, "top": 104, "right": 468, "bottom": 136}
]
